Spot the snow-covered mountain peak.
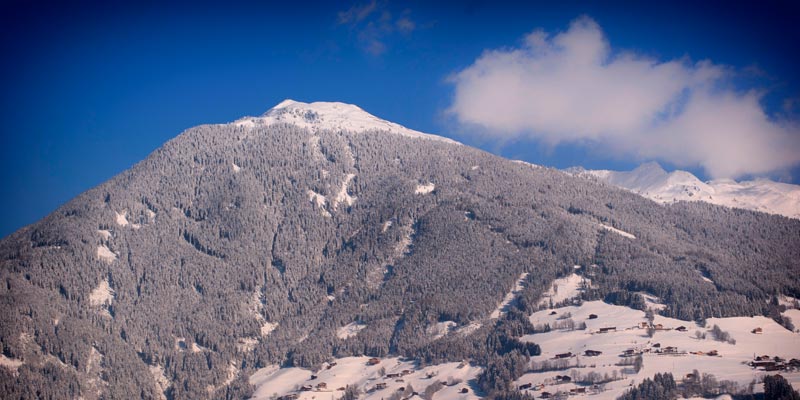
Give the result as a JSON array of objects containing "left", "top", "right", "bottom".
[
  {"left": 233, "top": 99, "right": 460, "bottom": 144},
  {"left": 574, "top": 163, "right": 800, "bottom": 219}
]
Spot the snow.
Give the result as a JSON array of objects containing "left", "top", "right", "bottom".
[
  {"left": 233, "top": 100, "right": 460, "bottom": 145},
  {"left": 381, "top": 220, "right": 393, "bottom": 233},
  {"left": 115, "top": 210, "right": 129, "bottom": 226},
  {"left": 89, "top": 279, "right": 114, "bottom": 306},
  {"left": 236, "top": 337, "right": 258, "bottom": 352},
  {"left": 97, "top": 229, "right": 112, "bottom": 240},
  {"left": 600, "top": 223, "right": 636, "bottom": 239},
  {"left": 516, "top": 300, "right": 800, "bottom": 399},
  {"left": 701, "top": 276, "right": 714, "bottom": 284},
  {"left": 337, "top": 322, "right": 367, "bottom": 339},
  {"left": 232, "top": 163, "right": 241, "bottom": 173},
  {"left": 491, "top": 273, "right": 529, "bottom": 319},
  {"left": 149, "top": 364, "right": 171, "bottom": 400},
  {"left": 0, "top": 354, "right": 23, "bottom": 373},
  {"left": 332, "top": 173, "right": 356, "bottom": 210},
  {"left": 428, "top": 321, "right": 458, "bottom": 340},
  {"left": 539, "top": 273, "right": 590, "bottom": 307},
  {"left": 306, "top": 190, "right": 327, "bottom": 208},
  {"left": 579, "top": 162, "right": 800, "bottom": 219},
  {"left": 415, "top": 182, "right": 436, "bottom": 194},
  {"left": 260, "top": 322, "right": 278, "bottom": 337},
  {"left": 249, "top": 356, "right": 482, "bottom": 400},
  {"left": 96, "top": 244, "right": 117, "bottom": 263}
]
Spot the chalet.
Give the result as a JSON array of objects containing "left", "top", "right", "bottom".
[
  {"left": 519, "top": 383, "right": 533, "bottom": 390},
  {"left": 386, "top": 373, "right": 402, "bottom": 378},
  {"left": 279, "top": 395, "right": 300, "bottom": 400},
  {"left": 652, "top": 343, "right": 661, "bottom": 348},
  {"left": 623, "top": 349, "right": 637, "bottom": 356},
  {"left": 663, "top": 346, "right": 678, "bottom": 354},
  {"left": 300, "top": 385, "right": 313, "bottom": 391},
  {"left": 549, "top": 311, "right": 558, "bottom": 315},
  {"left": 639, "top": 322, "right": 649, "bottom": 329},
  {"left": 676, "top": 326, "right": 688, "bottom": 332},
  {"left": 653, "top": 324, "right": 665, "bottom": 330},
  {"left": 328, "top": 362, "right": 337, "bottom": 367},
  {"left": 337, "top": 387, "right": 346, "bottom": 391},
  {"left": 540, "top": 392, "right": 552, "bottom": 399},
  {"left": 554, "top": 352, "right": 573, "bottom": 359},
  {"left": 584, "top": 350, "right": 602, "bottom": 357},
  {"left": 401, "top": 369, "right": 412, "bottom": 375},
  {"left": 460, "top": 388, "right": 469, "bottom": 393},
  {"left": 789, "top": 359, "right": 800, "bottom": 368},
  {"left": 374, "top": 383, "right": 387, "bottom": 390},
  {"left": 752, "top": 327, "right": 763, "bottom": 334},
  {"left": 555, "top": 375, "right": 572, "bottom": 383},
  {"left": 588, "top": 314, "right": 598, "bottom": 319},
  {"left": 367, "top": 357, "right": 381, "bottom": 365},
  {"left": 765, "top": 364, "right": 787, "bottom": 372},
  {"left": 707, "top": 350, "right": 719, "bottom": 356},
  {"left": 310, "top": 375, "right": 318, "bottom": 380},
  {"left": 570, "top": 388, "right": 587, "bottom": 394},
  {"left": 756, "top": 355, "right": 771, "bottom": 361},
  {"left": 598, "top": 327, "right": 616, "bottom": 333},
  {"left": 751, "top": 360, "right": 777, "bottom": 368},
  {"left": 316, "top": 382, "right": 327, "bottom": 390}
]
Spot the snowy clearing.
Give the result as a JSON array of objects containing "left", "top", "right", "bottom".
[
  {"left": 260, "top": 322, "right": 278, "bottom": 337},
  {"left": 249, "top": 356, "right": 481, "bottom": 400},
  {"left": 115, "top": 211, "right": 129, "bottom": 227},
  {"left": 232, "top": 163, "right": 241, "bottom": 173},
  {"left": 337, "top": 322, "right": 367, "bottom": 339},
  {"left": 415, "top": 182, "right": 436, "bottom": 194},
  {"left": 490, "top": 273, "right": 529, "bottom": 319},
  {"left": 89, "top": 279, "right": 114, "bottom": 306},
  {"left": 96, "top": 244, "right": 117, "bottom": 264},
  {"left": 428, "top": 321, "right": 458, "bottom": 340},
  {"left": 97, "top": 229, "right": 112, "bottom": 240},
  {"left": 333, "top": 173, "right": 356, "bottom": 210},
  {"left": 599, "top": 223, "right": 636, "bottom": 239},
  {"left": 0, "top": 354, "right": 23, "bottom": 373},
  {"left": 538, "top": 273, "right": 590, "bottom": 307},
  {"left": 306, "top": 190, "right": 327, "bottom": 208}
]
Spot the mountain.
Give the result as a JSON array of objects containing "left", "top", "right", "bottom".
[
  {"left": 570, "top": 162, "right": 800, "bottom": 219},
  {"left": 0, "top": 101, "right": 798, "bottom": 399}
]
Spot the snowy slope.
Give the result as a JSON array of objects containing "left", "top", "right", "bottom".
[
  {"left": 233, "top": 99, "right": 460, "bottom": 145},
  {"left": 574, "top": 162, "right": 800, "bottom": 219}
]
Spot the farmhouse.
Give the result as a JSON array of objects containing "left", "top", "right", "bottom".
[
  {"left": 554, "top": 352, "right": 573, "bottom": 359},
  {"left": 752, "top": 327, "right": 763, "bottom": 334},
  {"left": 588, "top": 314, "right": 598, "bottom": 319},
  {"left": 584, "top": 350, "right": 603, "bottom": 356},
  {"left": 676, "top": 326, "right": 688, "bottom": 332},
  {"left": 598, "top": 327, "right": 616, "bottom": 333},
  {"left": 367, "top": 357, "right": 381, "bottom": 365}
]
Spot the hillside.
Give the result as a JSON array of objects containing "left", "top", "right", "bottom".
[{"left": 0, "top": 101, "right": 798, "bottom": 399}]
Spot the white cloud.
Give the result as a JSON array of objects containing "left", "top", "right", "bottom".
[{"left": 447, "top": 16, "right": 800, "bottom": 179}]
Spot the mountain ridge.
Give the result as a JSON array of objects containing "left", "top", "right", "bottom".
[{"left": 570, "top": 162, "right": 800, "bottom": 219}]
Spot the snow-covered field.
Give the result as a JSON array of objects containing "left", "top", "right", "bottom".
[
  {"left": 516, "top": 301, "right": 800, "bottom": 399},
  {"left": 249, "top": 356, "right": 481, "bottom": 400},
  {"left": 246, "top": 273, "right": 799, "bottom": 400}
]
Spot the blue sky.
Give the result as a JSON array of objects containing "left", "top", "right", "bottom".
[{"left": 1, "top": 0, "right": 799, "bottom": 237}]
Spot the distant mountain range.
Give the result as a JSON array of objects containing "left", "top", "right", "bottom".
[{"left": 568, "top": 162, "right": 800, "bottom": 219}]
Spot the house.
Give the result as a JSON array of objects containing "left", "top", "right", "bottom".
[
  {"left": 554, "top": 352, "right": 573, "bottom": 359},
  {"left": 756, "top": 355, "right": 771, "bottom": 361},
  {"left": 663, "top": 346, "right": 678, "bottom": 353},
  {"left": 751, "top": 360, "right": 776, "bottom": 368},
  {"left": 549, "top": 311, "right": 557, "bottom": 315},
  {"left": 367, "top": 357, "right": 381, "bottom": 365},
  {"left": 540, "top": 392, "right": 552, "bottom": 399},
  {"left": 598, "top": 327, "right": 616, "bottom": 333},
  {"left": 310, "top": 374, "right": 318, "bottom": 380},
  {"left": 300, "top": 385, "right": 313, "bottom": 391},
  {"left": 588, "top": 314, "right": 598, "bottom": 319},
  {"left": 555, "top": 375, "right": 572, "bottom": 383},
  {"left": 584, "top": 350, "right": 602, "bottom": 357},
  {"left": 654, "top": 324, "right": 665, "bottom": 330},
  {"left": 676, "top": 326, "right": 688, "bottom": 332},
  {"left": 386, "top": 373, "right": 402, "bottom": 378},
  {"left": 752, "top": 327, "right": 763, "bottom": 334},
  {"left": 652, "top": 343, "right": 661, "bottom": 348},
  {"left": 460, "top": 388, "right": 469, "bottom": 393},
  {"left": 623, "top": 349, "right": 637, "bottom": 356},
  {"left": 765, "top": 364, "right": 787, "bottom": 371},
  {"left": 316, "top": 382, "right": 327, "bottom": 390},
  {"left": 374, "top": 383, "right": 387, "bottom": 390},
  {"left": 639, "top": 322, "right": 649, "bottom": 329},
  {"left": 570, "top": 388, "right": 587, "bottom": 394},
  {"left": 401, "top": 369, "right": 412, "bottom": 375},
  {"left": 279, "top": 395, "right": 300, "bottom": 400},
  {"left": 707, "top": 350, "right": 719, "bottom": 356},
  {"left": 519, "top": 383, "right": 533, "bottom": 390}
]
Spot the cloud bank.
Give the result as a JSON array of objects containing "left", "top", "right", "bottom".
[
  {"left": 337, "top": 1, "right": 417, "bottom": 56},
  {"left": 448, "top": 16, "right": 800, "bottom": 179}
]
